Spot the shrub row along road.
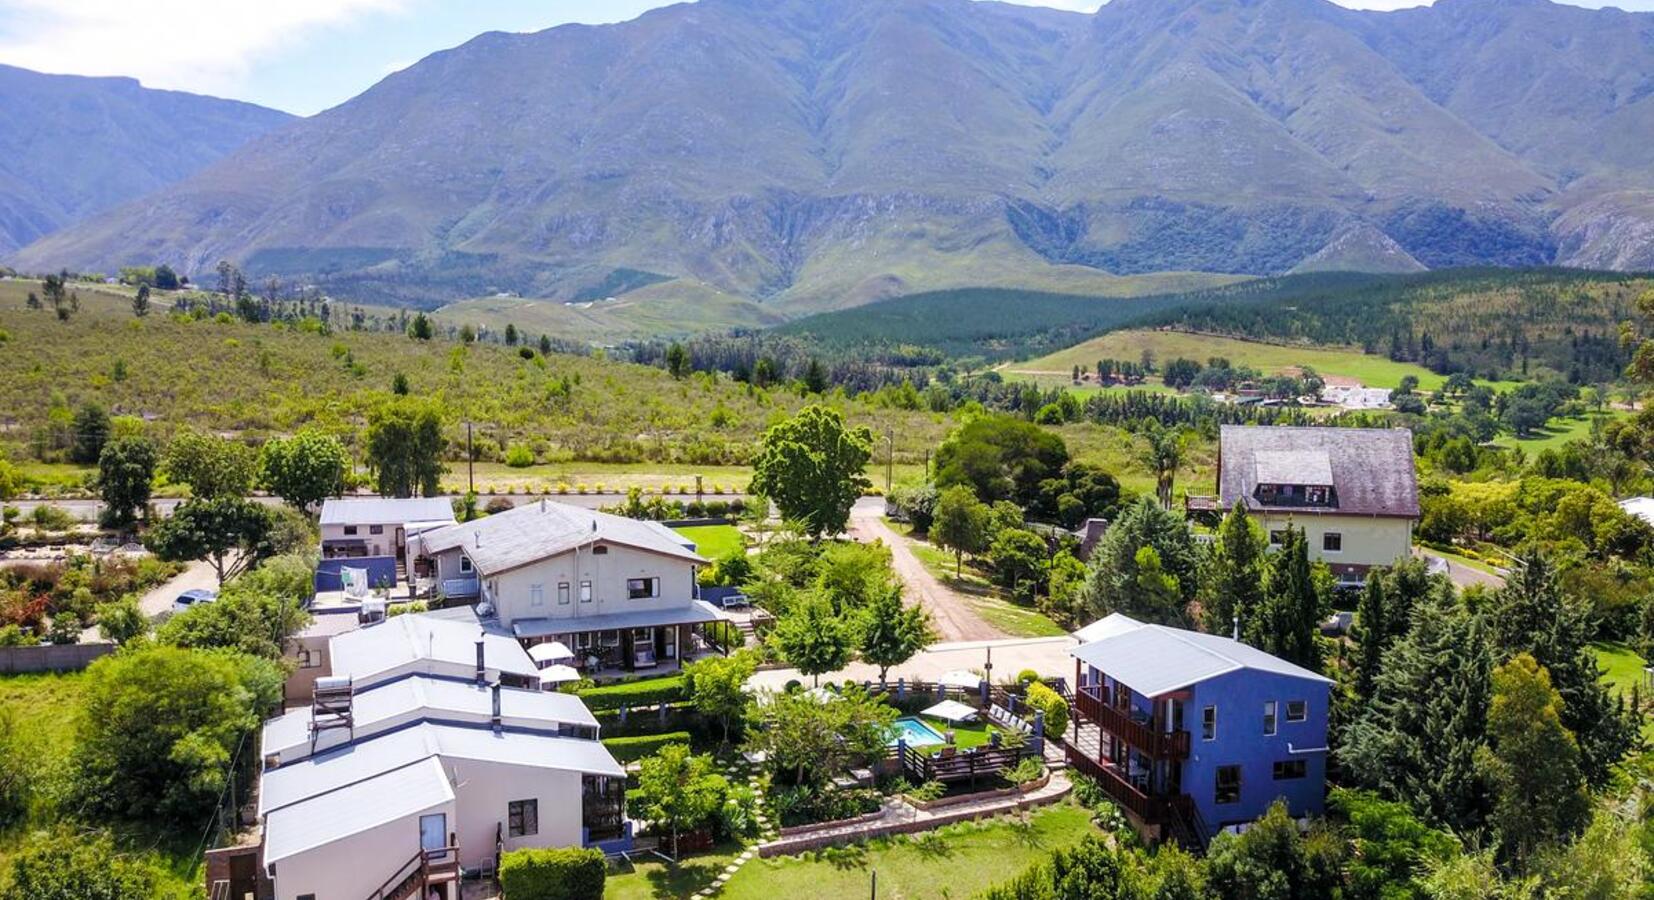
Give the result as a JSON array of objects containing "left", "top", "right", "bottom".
[
  {"left": 847, "top": 498, "right": 1004, "bottom": 643},
  {"left": 7, "top": 492, "right": 753, "bottom": 522}
]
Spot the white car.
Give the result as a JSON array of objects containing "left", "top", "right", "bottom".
[{"left": 172, "top": 589, "right": 219, "bottom": 613}]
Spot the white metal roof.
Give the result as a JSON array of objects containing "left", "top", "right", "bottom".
[
  {"left": 320, "top": 497, "right": 457, "bottom": 527},
  {"left": 1071, "top": 613, "right": 1333, "bottom": 697},
  {"left": 263, "top": 756, "right": 453, "bottom": 865},
  {"left": 1619, "top": 497, "right": 1654, "bottom": 527},
  {"left": 329, "top": 613, "right": 539, "bottom": 686},
  {"left": 1072, "top": 612, "right": 1147, "bottom": 644},
  {"left": 414, "top": 499, "right": 705, "bottom": 575},
  {"left": 261, "top": 676, "right": 599, "bottom": 762},
  {"left": 260, "top": 721, "right": 623, "bottom": 816}
]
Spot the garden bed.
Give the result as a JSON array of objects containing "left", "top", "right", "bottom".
[{"left": 903, "top": 771, "right": 1050, "bottom": 811}]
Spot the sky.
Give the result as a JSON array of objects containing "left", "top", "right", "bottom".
[{"left": 1, "top": 0, "right": 1650, "bottom": 116}]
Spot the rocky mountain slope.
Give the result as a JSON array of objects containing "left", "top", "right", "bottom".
[
  {"left": 9, "top": 0, "right": 1654, "bottom": 312},
  {"left": 0, "top": 65, "right": 292, "bottom": 256}
]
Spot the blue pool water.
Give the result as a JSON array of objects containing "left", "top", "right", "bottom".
[{"left": 890, "top": 716, "right": 946, "bottom": 748}]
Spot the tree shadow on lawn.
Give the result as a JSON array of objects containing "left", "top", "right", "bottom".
[
  {"left": 814, "top": 840, "right": 870, "bottom": 871},
  {"left": 614, "top": 850, "right": 732, "bottom": 899}
]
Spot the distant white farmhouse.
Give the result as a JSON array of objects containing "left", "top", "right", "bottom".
[
  {"left": 209, "top": 611, "right": 625, "bottom": 900},
  {"left": 410, "top": 500, "right": 731, "bottom": 676},
  {"left": 1619, "top": 497, "right": 1654, "bottom": 529}
]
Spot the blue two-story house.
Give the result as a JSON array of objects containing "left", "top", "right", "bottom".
[{"left": 1067, "top": 613, "right": 1332, "bottom": 848}]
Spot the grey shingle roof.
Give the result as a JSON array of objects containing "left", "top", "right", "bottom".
[
  {"left": 1218, "top": 425, "right": 1419, "bottom": 518},
  {"left": 415, "top": 499, "right": 706, "bottom": 575}
]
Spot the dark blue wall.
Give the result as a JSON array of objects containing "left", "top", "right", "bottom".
[{"left": 314, "top": 556, "right": 398, "bottom": 594}]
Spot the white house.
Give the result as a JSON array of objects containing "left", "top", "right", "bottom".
[
  {"left": 217, "top": 611, "right": 627, "bottom": 900},
  {"left": 411, "top": 500, "right": 731, "bottom": 676},
  {"left": 319, "top": 497, "right": 457, "bottom": 578}
]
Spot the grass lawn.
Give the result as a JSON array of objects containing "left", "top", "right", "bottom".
[
  {"left": 675, "top": 525, "right": 746, "bottom": 559},
  {"left": 1493, "top": 410, "right": 1631, "bottom": 455},
  {"left": 908, "top": 716, "right": 1004, "bottom": 753},
  {"left": 0, "top": 672, "right": 200, "bottom": 896},
  {"left": 715, "top": 803, "right": 1096, "bottom": 900},
  {"left": 903, "top": 534, "right": 1067, "bottom": 639},
  {"left": 1012, "top": 329, "right": 1455, "bottom": 391},
  {"left": 605, "top": 844, "right": 744, "bottom": 900},
  {"left": 1591, "top": 641, "right": 1653, "bottom": 742}
]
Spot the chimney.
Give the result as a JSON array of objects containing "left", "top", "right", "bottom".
[
  {"left": 491, "top": 681, "right": 502, "bottom": 732},
  {"left": 475, "top": 633, "right": 487, "bottom": 685},
  {"left": 1232, "top": 616, "right": 1240, "bottom": 642},
  {"left": 475, "top": 532, "right": 482, "bottom": 548}
]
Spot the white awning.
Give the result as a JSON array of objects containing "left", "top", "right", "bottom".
[
  {"left": 538, "top": 664, "right": 581, "bottom": 684},
  {"left": 528, "top": 641, "right": 575, "bottom": 664},
  {"left": 938, "top": 669, "right": 982, "bottom": 689},
  {"left": 921, "top": 700, "right": 979, "bottom": 724}
]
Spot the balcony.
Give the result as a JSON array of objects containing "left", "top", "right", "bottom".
[{"left": 1074, "top": 687, "right": 1189, "bottom": 760}]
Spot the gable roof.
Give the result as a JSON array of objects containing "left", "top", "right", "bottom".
[
  {"left": 261, "top": 675, "right": 598, "bottom": 763},
  {"left": 1071, "top": 613, "right": 1332, "bottom": 698},
  {"left": 1218, "top": 425, "right": 1419, "bottom": 517},
  {"left": 320, "top": 497, "right": 457, "bottom": 527},
  {"left": 328, "top": 612, "right": 539, "bottom": 686},
  {"left": 414, "top": 499, "right": 705, "bottom": 574},
  {"left": 259, "top": 721, "right": 623, "bottom": 817},
  {"left": 263, "top": 756, "right": 453, "bottom": 865}
]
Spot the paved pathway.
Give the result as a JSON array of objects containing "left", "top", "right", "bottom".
[
  {"left": 749, "top": 635, "right": 1079, "bottom": 691},
  {"left": 1413, "top": 547, "right": 1506, "bottom": 589},
  {"left": 847, "top": 500, "right": 1002, "bottom": 642}
]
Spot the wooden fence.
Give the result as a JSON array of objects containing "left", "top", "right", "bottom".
[{"left": 897, "top": 742, "right": 1028, "bottom": 788}]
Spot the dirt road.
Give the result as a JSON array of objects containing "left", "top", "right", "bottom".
[
  {"left": 847, "top": 500, "right": 1004, "bottom": 643},
  {"left": 136, "top": 560, "right": 221, "bottom": 617}
]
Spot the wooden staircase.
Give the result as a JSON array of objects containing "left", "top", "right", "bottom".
[{"left": 367, "top": 840, "right": 460, "bottom": 900}]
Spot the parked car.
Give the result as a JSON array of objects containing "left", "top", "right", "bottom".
[{"left": 172, "top": 589, "right": 219, "bottom": 614}]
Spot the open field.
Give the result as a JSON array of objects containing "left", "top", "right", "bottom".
[
  {"left": 435, "top": 279, "right": 785, "bottom": 342},
  {"left": 1010, "top": 329, "right": 1457, "bottom": 391},
  {"left": 713, "top": 804, "right": 1095, "bottom": 900},
  {"left": 1493, "top": 410, "right": 1632, "bottom": 454}
]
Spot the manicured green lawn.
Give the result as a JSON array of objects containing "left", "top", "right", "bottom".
[
  {"left": 675, "top": 525, "right": 746, "bottom": 560},
  {"left": 715, "top": 804, "right": 1096, "bottom": 900},
  {"left": 1591, "top": 641, "right": 1652, "bottom": 741},
  {"left": 908, "top": 716, "right": 1004, "bottom": 753},
  {"left": 605, "top": 845, "right": 743, "bottom": 900}
]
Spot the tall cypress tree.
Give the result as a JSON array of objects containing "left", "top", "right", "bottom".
[
  {"left": 1351, "top": 572, "right": 1388, "bottom": 701},
  {"left": 1202, "top": 501, "right": 1266, "bottom": 635},
  {"left": 1342, "top": 596, "right": 1494, "bottom": 833},
  {"left": 1245, "top": 526, "right": 1324, "bottom": 670},
  {"left": 1487, "top": 550, "right": 1637, "bottom": 786}
]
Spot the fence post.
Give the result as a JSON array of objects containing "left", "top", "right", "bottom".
[
  {"left": 897, "top": 678, "right": 905, "bottom": 700},
  {"left": 618, "top": 704, "right": 628, "bottom": 726},
  {"left": 979, "top": 680, "right": 989, "bottom": 706}
]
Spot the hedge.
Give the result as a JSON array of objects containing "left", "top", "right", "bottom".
[
  {"left": 576, "top": 674, "right": 687, "bottom": 712},
  {"left": 1026, "top": 682, "right": 1068, "bottom": 737},
  {"left": 499, "top": 846, "right": 605, "bottom": 900},
  {"left": 603, "top": 731, "right": 693, "bottom": 763}
]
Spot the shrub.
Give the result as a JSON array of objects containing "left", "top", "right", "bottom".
[
  {"left": 505, "top": 445, "right": 534, "bottom": 468},
  {"left": 1006, "top": 757, "right": 1045, "bottom": 786},
  {"left": 576, "top": 674, "right": 687, "bottom": 711},
  {"left": 485, "top": 496, "right": 516, "bottom": 515},
  {"left": 498, "top": 846, "right": 605, "bottom": 900},
  {"left": 1025, "top": 681, "right": 1068, "bottom": 737},
  {"left": 1015, "top": 669, "right": 1040, "bottom": 687},
  {"left": 602, "top": 732, "right": 693, "bottom": 764}
]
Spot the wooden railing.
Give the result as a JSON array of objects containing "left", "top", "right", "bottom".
[
  {"left": 366, "top": 841, "right": 460, "bottom": 900},
  {"left": 1073, "top": 688, "right": 1189, "bottom": 760},
  {"left": 900, "top": 742, "right": 1027, "bottom": 787},
  {"left": 1064, "top": 743, "right": 1159, "bottom": 822}
]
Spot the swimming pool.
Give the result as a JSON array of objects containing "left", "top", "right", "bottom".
[{"left": 889, "top": 716, "right": 946, "bottom": 748}]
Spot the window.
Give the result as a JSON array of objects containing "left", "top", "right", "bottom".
[
  {"left": 593, "top": 545, "right": 608, "bottom": 555},
  {"left": 580, "top": 581, "right": 593, "bottom": 603},
  {"left": 1322, "top": 532, "right": 1342, "bottom": 553},
  {"left": 369, "top": 524, "right": 384, "bottom": 535},
  {"left": 1306, "top": 486, "right": 1329, "bottom": 505},
  {"left": 1215, "top": 765, "right": 1241, "bottom": 804},
  {"left": 343, "top": 525, "right": 358, "bottom": 536},
  {"left": 1274, "top": 760, "right": 1307, "bottom": 780},
  {"left": 508, "top": 799, "right": 539, "bottom": 837},
  {"left": 627, "top": 577, "right": 658, "bottom": 599},
  {"left": 1269, "top": 530, "right": 1287, "bottom": 546},
  {"left": 460, "top": 557, "right": 473, "bottom": 573},
  {"left": 558, "top": 583, "right": 571, "bottom": 605},
  {"left": 1286, "top": 700, "right": 1307, "bottom": 722},
  {"left": 1263, "top": 701, "right": 1277, "bottom": 736},
  {"left": 1202, "top": 705, "right": 1217, "bottom": 741},
  {"left": 530, "top": 585, "right": 545, "bottom": 607},
  {"left": 296, "top": 649, "right": 322, "bottom": 669}
]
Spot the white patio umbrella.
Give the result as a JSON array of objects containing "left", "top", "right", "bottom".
[
  {"left": 538, "top": 664, "right": 581, "bottom": 685},
  {"left": 528, "top": 641, "right": 576, "bottom": 664},
  {"left": 938, "top": 669, "right": 982, "bottom": 689},
  {"left": 920, "top": 699, "right": 979, "bottom": 724}
]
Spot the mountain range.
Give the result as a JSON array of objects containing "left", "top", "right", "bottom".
[
  {"left": 6, "top": 0, "right": 1654, "bottom": 319},
  {"left": 0, "top": 65, "right": 291, "bottom": 257}
]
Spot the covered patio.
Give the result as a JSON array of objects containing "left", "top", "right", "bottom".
[{"left": 511, "top": 599, "right": 733, "bottom": 678}]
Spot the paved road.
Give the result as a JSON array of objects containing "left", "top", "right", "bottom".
[
  {"left": 1413, "top": 547, "right": 1506, "bottom": 590},
  {"left": 846, "top": 499, "right": 1004, "bottom": 643},
  {"left": 136, "top": 560, "right": 221, "bottom": 617},
  {"left": 750, "top": 635, "right": 1077, "bottom": 690}
]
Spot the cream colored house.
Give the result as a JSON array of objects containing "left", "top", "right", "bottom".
[
  {"left": 1207, "top": 425, "right": 1419, "bottom": 587},
  {"left": 411, "top": 500, "right": 730, "bottom": 676}
]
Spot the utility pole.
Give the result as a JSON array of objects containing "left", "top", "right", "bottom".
[
  {"left": 885, "top": 428, "right": 894, "bottom": 494},
  {"left": 466, "top": 421, "right": 474, "bottom": 495}
]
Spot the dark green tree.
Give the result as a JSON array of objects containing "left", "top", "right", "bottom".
[
  {"left": 154, "top": 264, "right": 179, "bottom": 290},
  {"left": 408, "top": 312, "right": 433, "bottom": 340},
  {"left": 364, "top": 399, "right": 447, "bottom": 498},
  {"left": 538, "top": 334, "right": 552, "bottom": 355},
  {"left": 70, "top": 403, "right": 111, "bottom": 464},
  {"left": 0, "top": 829, "right": 159, "bottom": 900},
  {"left": 802, "top": 358, "right": 828, "bottom": 394},
  {"left": 1331, "top": 788, "right": 1461, "bottom": 900},
  {"left": 934, "top": 414, "right": 1069, "bottom": 508},
  {"left": 96, "top": 436, "right": 157, "bottom": 528},
  {"left": 162, "top": 430, "right": 258, "bottom": 499},
  {"left": 1204, "top": 801, "right": 1344, "bottom": 900},
  {"left": 1478, "top": 654, "right": 1590, "bottom": 870},
  {"left": 1351, "top": 572, "right": 1389, "bottom": 701},
  {"left": 1245, "top": 527, "right": 1325, "bottom": 670},
  {"left": 748, "top": 405, "right": 871, "bottom": 539},
  {"left": 144, "top": 497, "right": 277, "bottom": 585},
  {"left": 931, "top": 485, "right": 991, "bottom": 576},
  {"left": 260, "top": 428, "right": 348, "bottom": 511},
  {"left": 504, "top": 322, "right": 518, "bottom": 345},
  {"left": 989, "top": 527, "right": 1049, "bottom": 603},
  {"left": 1486, "top": 549, "right": 1637, "bottom": 786},
  {"left": 857, "top": 584, "right": 933, "bottom": 681},
  {"left": 131, "top": 283, "right": 150, "bottom": 317},
  {"left": 1342, "top": 596, "right": 1493, "bottom": 833},
  {"left": 1201, "top": 501, "right": 1266, "bottom": 635},
  {"left": 768, "top": 596, "right": 851, "bottom": 686},
  {"left": 1081, "top": 496, "right": 1200, "bottom": 625},
  {"left": 665, "top": 342, "right": 691, "bottom": 379}
]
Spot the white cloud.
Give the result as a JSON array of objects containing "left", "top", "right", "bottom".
[{"left": 0, "top": 0, "right": 405, "bottom": 96}]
